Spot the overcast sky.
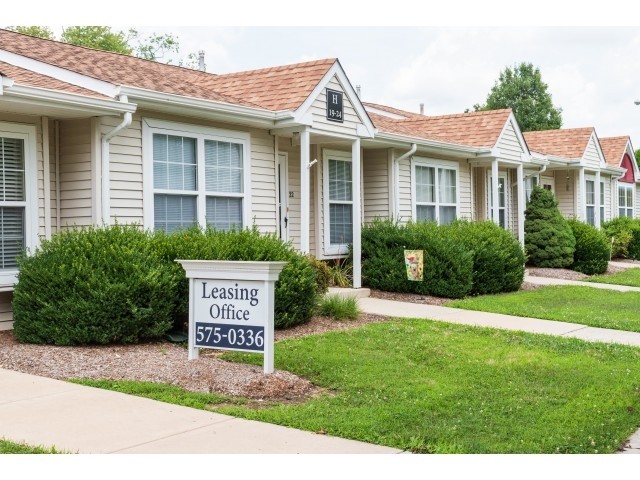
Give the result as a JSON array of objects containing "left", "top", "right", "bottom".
[{"left": 7, "top": 3, "right": 640, "bottom": 151}]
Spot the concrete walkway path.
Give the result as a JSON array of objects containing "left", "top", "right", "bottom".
[
  {"left": 524, "top": 273, "right": 640, "bottom": 292},
  {"left": 358, "top": 297, "right": 640, "bottom": 347},
  {"left": 0, "top": 368, "right": 401, "bottom": 454},
  {"left": 609, "top": 260, "right": 640, "bottom": 270}
]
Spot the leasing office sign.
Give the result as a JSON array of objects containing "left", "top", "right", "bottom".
[{"left": 177, "top": 260, "right": 287, "bottom": 374}]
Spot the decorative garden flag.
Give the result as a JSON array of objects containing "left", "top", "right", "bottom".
[{"left": 404, "top": 250, "right": 424, "bottom": 281}]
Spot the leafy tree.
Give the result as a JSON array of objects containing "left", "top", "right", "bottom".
[
  {"left": 474, "top": 62, "right": 562, "bottom": 132},
  {"left": 61, "top": 26, "right": 132, "bottom": 54},
  {"left": 524, "top": 185, "right": 575, "bottom": 268},
  {"left": 6, "top": 26, "right": 182, "bottom": 64},
  {"left": 635, "top": 148, "right": 640, "bottom": 168},
  {"left": 6, "top": 26, "right": 54, "bottom": 39}
]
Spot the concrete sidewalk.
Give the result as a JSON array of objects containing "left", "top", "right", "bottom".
[
  {"left": 358, "top": 297, "right": 640, "bottom": 347},
  {"left": 524, "top": 273, "right": 640, "bottom": 292},
  {"left": 0, "top": 368, "right": 401, "bottom": 454}
]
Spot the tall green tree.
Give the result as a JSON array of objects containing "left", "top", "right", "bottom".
[
  {"left": 6, "top": 26, "right": 54, "bottom": 39},
  {"left": 635, "top": 148, "right": 640, "bottom": 168},
  {"left": 474, "top": 62, "right": 563, "bottom": 132},
  {"left": 61, "top": 26, "right": 132, "bottom": 54}
]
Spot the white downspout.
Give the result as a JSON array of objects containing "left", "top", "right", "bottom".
[
  {"left": 394, "top": 143, "right": 417, "bottom": 221},
  {"left": 101, "top": 95, "right": 132, "bottom": 225}
]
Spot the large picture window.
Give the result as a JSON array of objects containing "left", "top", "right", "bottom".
[
  {"left": 323, "top": 150, "right": 353, "bottom": 255},
  {"left": 488, "top": 174, "right": 507, "bottom": 229},
  {"left": 0, "top": 123, "right": 37, "bottom": 286},
  {"left": 585, "top": 179, "right": 595, "bottom": 226},
  {"left": 412, "top": 158, "right": 458, "bottom": 225},
  {"left": 143, "top": 119, "right": 250, "bottom": 234},
  {"left": 600, "top": 181, "right": 605, "bottom": 223},
  {"left": 619, "top": 183, "right": 634, "bottom": 218}
]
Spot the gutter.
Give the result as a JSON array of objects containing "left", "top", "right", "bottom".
[
  {"left": 101, "top": 95, "right": 133, "bottom": 225},
  {"left": 393, "top": 143, "right": 417, "bottom": 220}
]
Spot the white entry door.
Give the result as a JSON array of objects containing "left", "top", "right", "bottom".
[{"left": 277, "top": 153, "right": 289, "bottom": 241}]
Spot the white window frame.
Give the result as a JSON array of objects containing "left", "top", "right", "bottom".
[
  {"left": 525, "top": 175, "right": 539, "bottom": 204},
  {"left": 618, "top": 182, "right": 634, "bottom": 218},
  {"left": 542, "top": 177, "right": 555, "bottom": 194},
  {"left": 142, "top": 118, "right": 251, "bottom": 232},
  {"left": 323, "top": 149, "right": 353, "bottom": 256},
  {"left": 410, "top": 157, "right": 460, "bottom": 225},
  {"left": 600, "top": 180, "right": 606, "bottom": 223},
  {"left": 487, "top": 171, "right": 508, "bottom": 229},
  {"left": 585, "top": 177, "right": 596, "bottom": 226},
  {"left": 0, "top": 122, "right": 38, "bottom": 288}
]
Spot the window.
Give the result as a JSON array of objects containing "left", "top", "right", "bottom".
[
  {"left": 323, "top": 150, "right": 353, "bottom": 255},
  {"left": 488, "top": 174, "right": 507, "bottom": 229},
  {"left": 143, "top": 119, "right": 250, "bottom": 234},
  {"left": 600, "top": 181, "right": 605, "bottom": 223},
  {"left": 0, "top": 123, "right": 37, "bottom": 286},
  {"left": 619, "top": 183, "right": 634, "bottom": 218},
  {"left": 525, "top": 176, "right": 538, "bottom": 203},
  {"left": 412, "top": 158, "right": 458, "bottom": 225},
  {"left": 585, "top": 180, "right": 595, "bottom": 226}
]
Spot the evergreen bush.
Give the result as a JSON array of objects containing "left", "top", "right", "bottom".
[
  {"left": 152, "top": 227, "right": 317, "bottom": 329},
  {"left": 445, "top": 220, "right": 525, "bottom": 295},
  {"left": 361, "top": 219, "right": 473, "bottom": 299},
  {"left": 524, "top": 186, "right": 575, "bottom": 268},
  {"left": 567, "top": 219, "right": 610, "bottom": 275},
  {"left": 12, "top": 224, "right": 178, "bottom": 345}
]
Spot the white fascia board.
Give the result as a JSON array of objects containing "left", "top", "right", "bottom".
[
  {"left": 292, "top": 61, "right": 376, "bottom": 138},
  {"left": 589, "top": 130, "right": 608, "bottom": 168},
  {"left": 0, "top": 49, "right": 119, "bottom": 98},
  {"left": 119, "top": 85, "right": 294, "bottom": 128},
  {"left": 623, "top": 139, "right": 640, "bottom": 178},
  {"left": 3, "top": 83, "right": 136, "bottom": 114}
]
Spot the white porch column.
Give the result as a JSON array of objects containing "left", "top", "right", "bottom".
[
  {"left": 517, "top": 163, "right": 525, "bottom": 244},
  {"left": 595, "top": 170, "right": 601, "bottom": 227},
  {"left": 491, "top": 158, "right": 499, "bottom": 224},
  {"left": 352, "top": 138, "right": 362, "bottom": 289},
  {"left": 578, "top": 167, "right": 586, "bottom": 221},
  {"left": 300, "top": 130, "right": 310, "bottom": 254}
]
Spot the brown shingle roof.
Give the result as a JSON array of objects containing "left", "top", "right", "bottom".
[
  {"left": 0, "top": 29, "right": 334, "bottom": 111},
  {"left": 0, "top": 60, "right": 109, "bottom": 98},
  {"left": 523, "top": 128, "right": 594, "bottom": 159},
  {"left": 363, "top": 102, "right": 424, "bottom": 119},
  {"left": 599, "top": 136, "right": 630, "bottom": 167},
  {"left": 369, "top": 107, "right": 512, "bottom": 148}
]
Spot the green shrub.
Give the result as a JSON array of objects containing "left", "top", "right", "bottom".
[
  {"left": 567, "top": 219, "right": 611, "bottom": 275},
  {"left": 524, "top": 186, "right": 575, "bottom": 268},
  {"left": 328, "top": 257, "right": 353, "bottom": 288},
  {"left": 307, "top": 256, "right": 331, "bottom": 295},
  {"left": 361, "top": 219, "right": 473, "bottom": 299},
  {"left": 12, "top": 224, "right": 179, "bottom": 345},
  {"left": 603, "top": 217, "right": 640, "bottom": 260},
  {"left": 317, "top": 295, "right": 360, "bottom": 320},
  {"left": 152, "top": 227, "right": 317, "bottom": 329},
  {"left": 445, "top": 220, "right": 525, "bottom": 295}
]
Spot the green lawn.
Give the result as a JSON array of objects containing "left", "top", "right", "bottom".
[
  {"left": 449, "top": 286, "right": 640, "bottom": 333},
  {"left": 0, "top": 438, "right": 63, "bottom": 454},
  {"left": 77, "top": 319, "right": 640, "bottom": 453},
  {"left": 591, "top": 268, "right": 640, "bottom": 287}
]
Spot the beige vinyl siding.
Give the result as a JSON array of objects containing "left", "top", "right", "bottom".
[
  {"left": 474, "top": 167, "right": 486, "bottom": 220},
  {"left": 396, "top": 150, "right": 413, "bottom": 224},
  {"left": 49, "top": 120, "right": 58, "bottom": 233},
  {"left": 458, "top": 161, "right": 472, "bottom": 220},
  {"left": 102, "top": 116, "right": 143, "bottom": 224},
  {"left": 496, "top": 120, "right": 526, "bottom": 162},
  {"left": 0, "top": 291, "right": 13, "bottom": 330},
  {"left": 279, "top": 142, "right": 301, "bottom": 250},
  {"left": 602, "top": 174, "right": 611, "bottom": 222},
  {"left": 309, "top": 76, "right": 362, "bottom": 136},
  {"left": 583, "top": 136, "right": 604, "bottom": 170},
  {"left": 556, "top": 170, "right": 577, "bottom": 218},
  {"left": 363, "top": 149, "right": 390, "bottom": 223},
  {"left": 59, "top": 119, "right": 93, "bottom": 228}
]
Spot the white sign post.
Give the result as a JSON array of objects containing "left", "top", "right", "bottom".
[{"left": 177, "top": 260, "right": 287, "bottom": 374}]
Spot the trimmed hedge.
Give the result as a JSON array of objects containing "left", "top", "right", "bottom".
[
  {"left": 445, "top": 220, "right": 526, "bottom": 295},
  {"left": 362, "top": 219, "right": 474, "bottom": 299},
  {"left": 151, "top": 227, "right": 318, "bottom": 329},
  {"left": 567, "top": 219, "right": 611, "bottom": 275},
  {"left": 525, "top": 186, "right": 576, "bottom": 268},
  {"left": 12, "top": 225, "right": 179, "bottom": 345}
]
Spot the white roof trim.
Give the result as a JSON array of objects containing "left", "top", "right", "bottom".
[
  {"left": 293, "top": 60, "right": 375, "bottom": 138},
  {"left": 622, "top": 138, "right": 640, "bottom": 178},
  {"left": 0, "top": 49, "right": 119, "bottom": 98},
  {"left": 585, "top": 130, "right": 607, "bottom": 168},
  {"left": 364, "top": 105, "right": 408, "bottom": 120}
]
